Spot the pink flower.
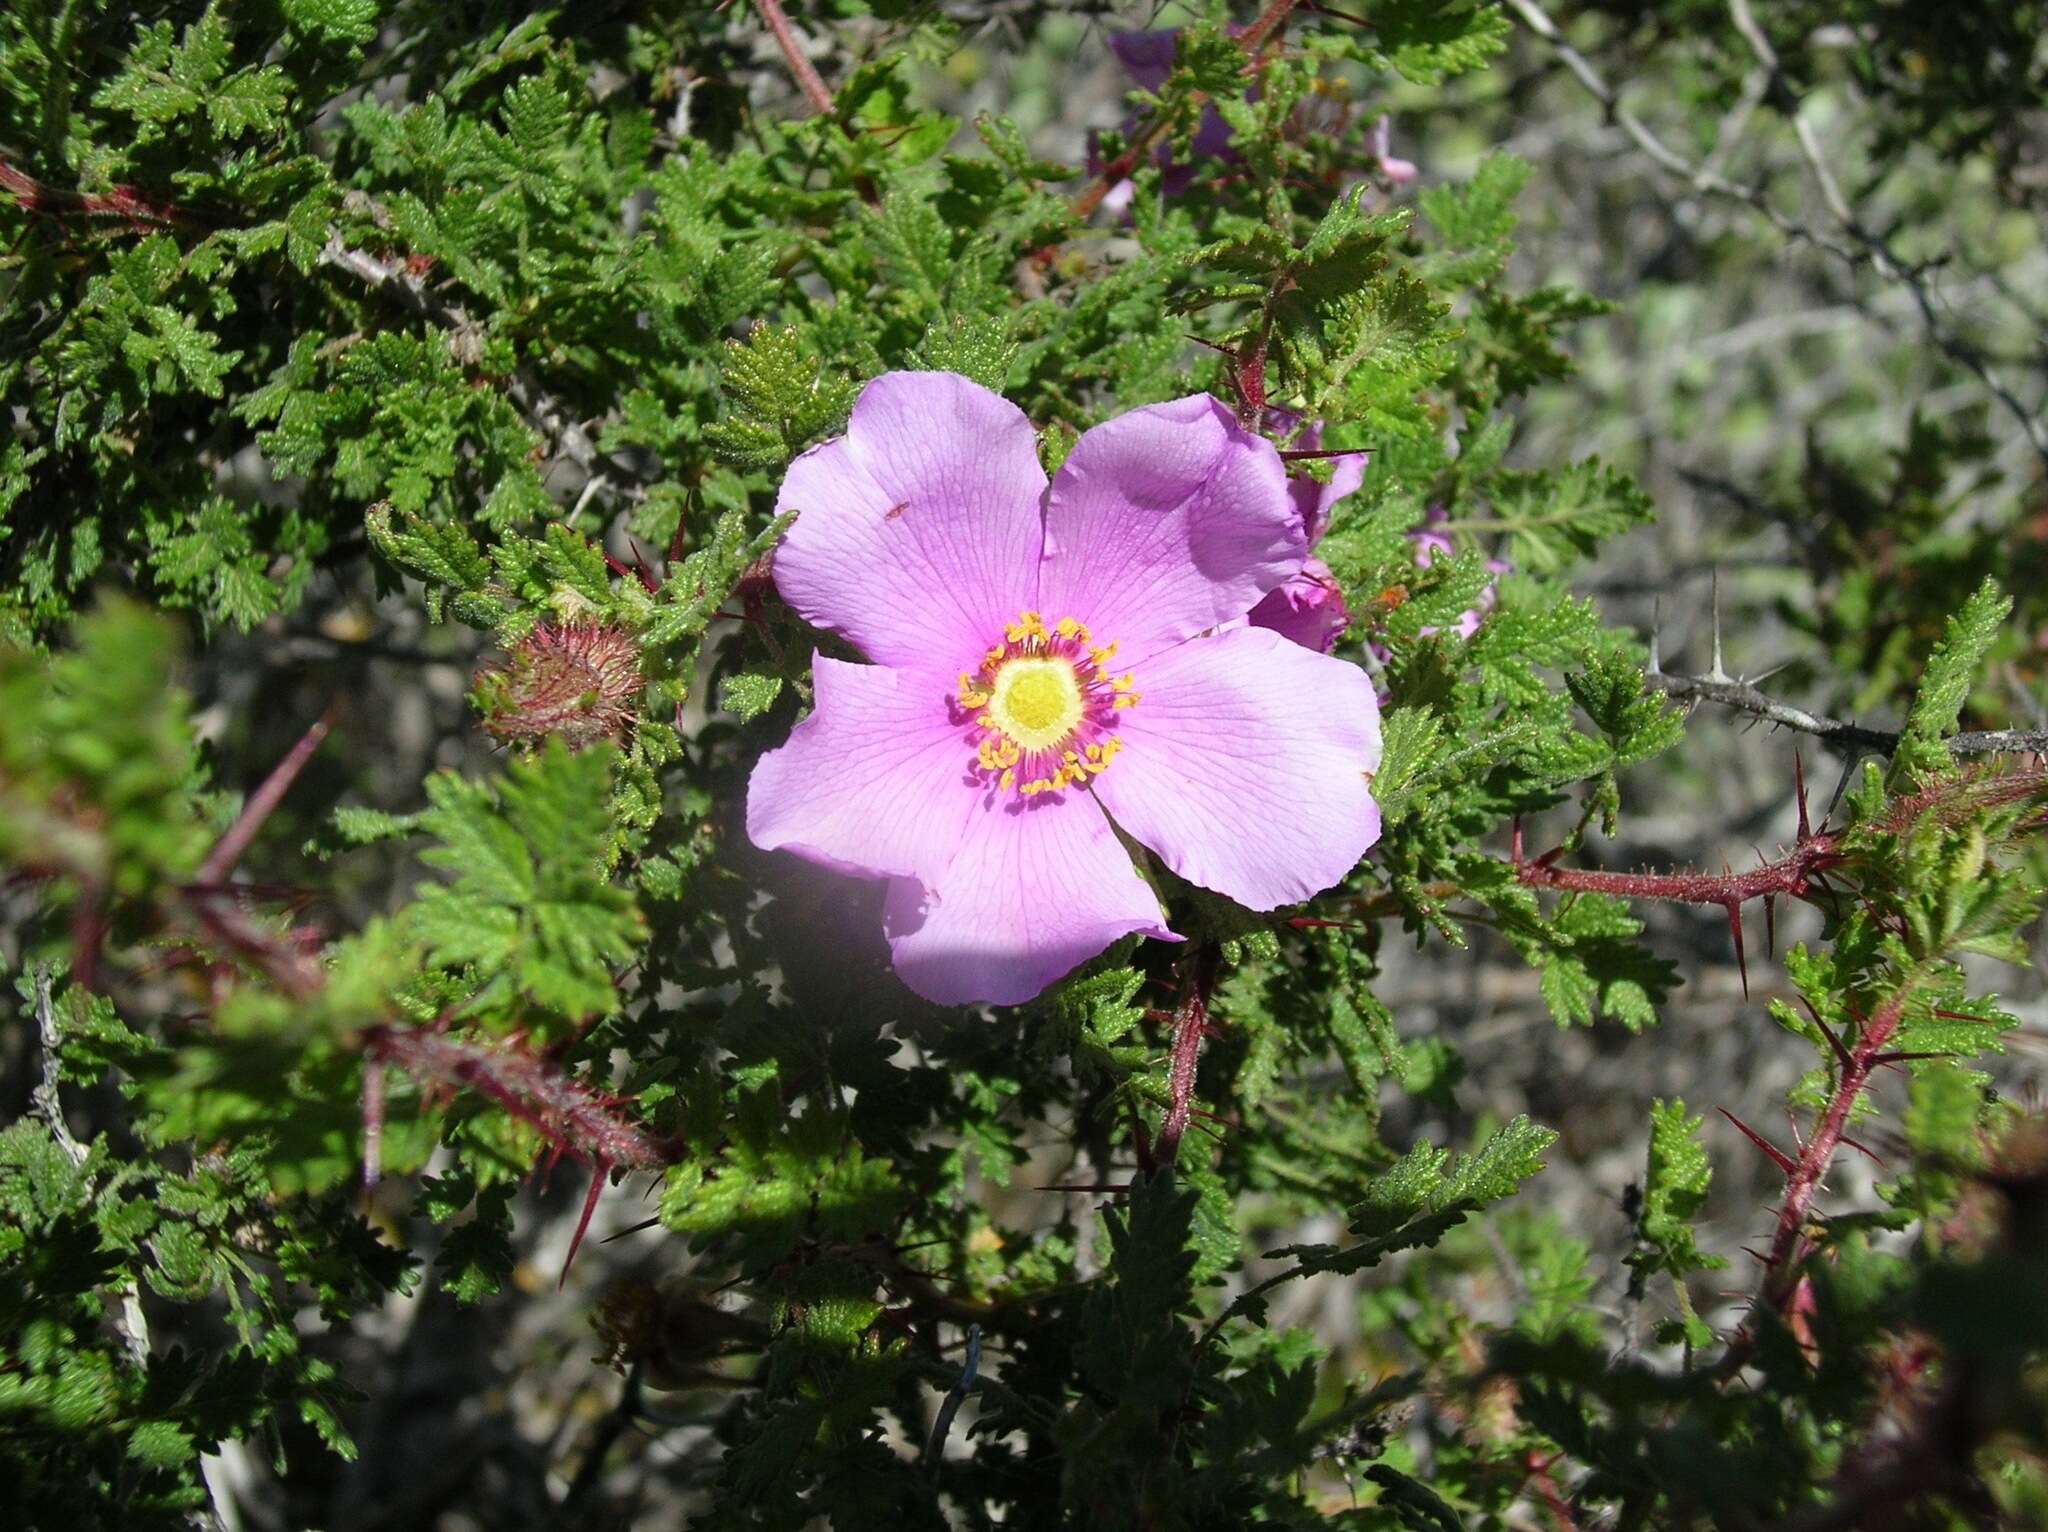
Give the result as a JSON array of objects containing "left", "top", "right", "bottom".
[
  {"left": 1249, "top": 414, "right": 1368, "bottom": 653},
  {"left": 1411, "top": 511, "right": 1508, "bottom": 641},
  {"left": 747, "top": 372, "right": 1384, "bottom": 1006},
  {"left": 1372, "top": 114, "right": 1418, "bottom": 185}
]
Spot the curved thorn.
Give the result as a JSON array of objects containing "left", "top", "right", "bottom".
[{"left": 1717, "top": 1107, "right": 1796, "bottom": 1175}]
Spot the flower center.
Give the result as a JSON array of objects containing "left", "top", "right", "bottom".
[
  {"left": 988, "top": 658, "right": 1080, "bottom": 749},
  {"left": 956, "top": 610, "right": 1139, "bottom": 796}
]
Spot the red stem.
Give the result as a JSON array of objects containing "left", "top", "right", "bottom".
[
  {"left": 754, "top": 0, "right": 836, "bottom": 117},
  {"left": 1759, "top": 990, "right": 1906, "bottom": 1306},
  {"left": 1237, "top": 0, "right": 1303, "bottom": 57},
  {"left": 1716, "top": 986, "right": 1915, "bottom": 1381},
  {"left": 0, "top": 156, "right": 186, "bottom": 229},
  {"left": 197, "top": 708, "right": 335, "bottom": 885},
  {"left": 1513, "top": 822, "right": 1842, "bottom": 908},
  {"left": 1152, "top": 947, "right": 1217, "bottom": 1168}
]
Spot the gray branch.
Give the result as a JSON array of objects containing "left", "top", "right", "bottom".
[
  {"left": 1504, "top": 0, "right": 2048, "bottom": 467},
  {"left": 1652, "top": 671, "right": 2048, "bottom": 758}
]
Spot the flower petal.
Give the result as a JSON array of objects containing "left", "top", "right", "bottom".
[
  {"left": 1108, "top": 29, "right": 1179, "bottom": 92},
  {"left": 1039, "top": 394, "right": 1302, "bottom": 663},
  {"left": 746, "top": 656, "right": 977, "bottom": 884},
  {"left": 1092, "top": 625, "right": 1382, "bottom": 909},
  {"left": 773, "top": 372, "right": 1047, "bottom": 670},
  {"left": 1289, "top": 451, "right": 1366, "bottom": 545},
  {"left": 883, "top": 796, "right": 1177, "bottom": 1006},
  {"left": 1249, "top": 557, "right": 1351, "bottom": 653}
]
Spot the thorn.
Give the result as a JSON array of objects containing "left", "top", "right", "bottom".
[
  {"left": 1794, "top": 752, "right": 1811, "bottom": 841},
  {"left": 1870, "top": 1050, "right": 1948, "bottom": 1067},
  {"left": 1785, "top": 1109, "right": 1805, "bottom": 1152},
  {"left": 1718, "top": 1107, "right": 1797, "bottom": 1175},
  {"left": 1839, "top": 1135, "right": 1885, "bottom": 1167},
  {"left": 1647, "top": 599, "right": 1662, "bottom": 676},
  {"left": 1800, "top": 998, "right": 1858, "bottom": 1077},
  {"left": 1764, "top": 894, "right": 1777, "bottom": 959},
  {"left": 197, "top": 707, "right": 337, "bottom": 885},
  {"left": 560, "top": 1157, "right": 611, "bottom": 1289},
  {"left": 1707, "top": 569, "right": 1731, "bottom": 683},
  {"left": 1745, "top": 660, "right": 1792, "bottom": 686},
  {"left": 1511, "top": 817, "right": 1524, "bottom": 866},
  {"left": 625, "top": 538, "right": 659, "bottom": 593},
  {"left": 1726, "top": 900, "right": 1749, "bottom": 998},
  {"left": 1740, "top": 1245, "right": 1779, "bottom": 1267}
]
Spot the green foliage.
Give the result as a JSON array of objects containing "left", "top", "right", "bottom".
[
  {"left": 1627, "top": 1099, "right": 1724, "bottom": 1287},
  {"left": 4, "top": 2, "right": 2047, "bottom": 1526},
  {"left": 1894, "top": 575, "right": 2013, "bottom": 784},
  {"left": 411, "top": 739, "right": 644, "bottom": 1024}
]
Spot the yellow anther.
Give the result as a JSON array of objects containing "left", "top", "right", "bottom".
[
  {"left": 1090, "top": 640, "right": 1119, "bottom": 666},
  {"left": 1056, "top": 616, "right": 1083, "bottom": 640},
  {"left": 1085, "top": 743, "right": 1104, "bottom": 760},
  {"left": 1113, "top": 694, "right": 1139, "bottom": 710},
  {"left": 1005, "top": 610, "right": 1047, "bottom": 643},
  {"left": 999, "top": 768, "right": 1015, "bottom": 789}
]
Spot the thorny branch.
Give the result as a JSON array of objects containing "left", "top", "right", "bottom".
[
  {"left": 1512, "top": 753, "right": 1843, "bottom": 995},
  {"left": 1652, "top": 671, "right": 2048, "bottom": 759},
  {"left": 1502, "top": 0, "right": 2048, "bottom": 466}
]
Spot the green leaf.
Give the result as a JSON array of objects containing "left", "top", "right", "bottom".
[
  {"left": 1627, "top": 1100, "right": 1725, "bottom": 1283},
  {"left": 717, "top": 673, "right": 784, "bottom": 722},
  {"left": 1894, "top": 576, "right": 2010, "bottom": 783},
  {"left": 411, "top": 740, "right": 644, "bottom": 1022}
]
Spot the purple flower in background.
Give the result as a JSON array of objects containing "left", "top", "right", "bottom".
[
  {"left": 1250, "top": 414, "right": 1368, "bottom": 653},
  {"left": 1090, "top": 31, "right": 1420, "bottom": 216},
  {"left": 1372, "top": 114, "right": 1418, "bottom": 185},
  {"left": 747, "top": 372, "right": 1384, "bottom": 1006},
  {"left": 1090, "top": 29, "right": 1243, "bottom": 214},
  {"left": 1411, "top": 510, "right": 1508, "bottom": 641}
]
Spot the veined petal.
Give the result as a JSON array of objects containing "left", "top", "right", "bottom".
[
  {"left": 1039, "top": 394, "right": 1302, "bottom": 664},
  {"left": 1092, "top": 625, "right": 1382, "bottom": 910},
  {"left": 746, "top": 656, "right": 977, "bottom": 884},
  {"left": 773, "top": 371, "right": 1046, "bottom": 670},
  {"left": 883, "top": 796, "right": 1177, "bottom": 1005}
]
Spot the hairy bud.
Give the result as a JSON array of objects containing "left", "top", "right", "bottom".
[{"left": 475, "top": 620, "right": 642, "bottom": 749}]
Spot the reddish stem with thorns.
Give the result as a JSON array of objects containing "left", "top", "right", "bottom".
[
  {"left": 1514, "top": 754, "right": 1844, "bottom": 995},
  {"left": 361, "top": 1024, "right": 669, "bottom": 1284},
  {"left": 1152, "top": 946, "right": 1218, "bottom": 1169}
]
